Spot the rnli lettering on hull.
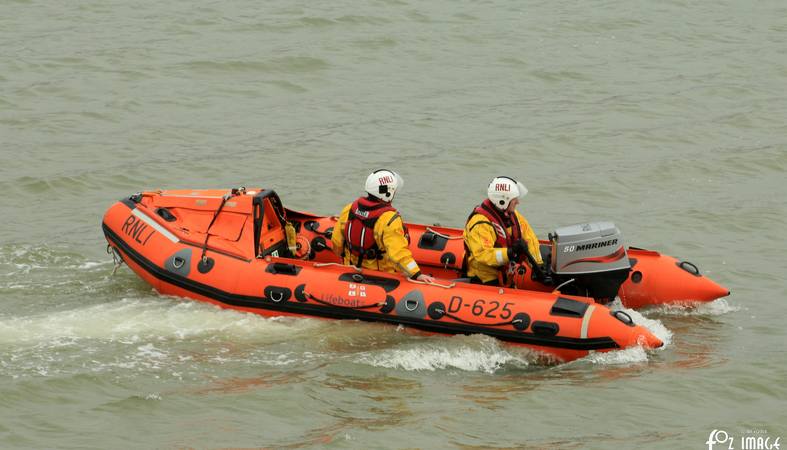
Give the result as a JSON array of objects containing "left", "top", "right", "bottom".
[
  {"left": 121, "top": 209, "right": 180, "bottom": 245},
  {"left": 121, "top": 215, "right": 156, "bottom": 245}
]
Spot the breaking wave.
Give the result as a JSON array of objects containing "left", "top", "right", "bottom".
[
  {"left": 0, "top": 244, "right": 110, "bottom": 278},
  {"left": 0, "top": 297, "right": 319, "bottom": 345},
  {"left": 355, "top": 335, "right": 537, "bottom": 373},
  {"left": 644, "top": 298, "right": 741, "bottom": 316}
]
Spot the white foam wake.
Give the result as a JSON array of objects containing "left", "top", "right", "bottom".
[
  {"left": 355, "top": 336, "right": 535, "bottom": 373},
  {"left": 577, "top": 299, "right": 674, "bottom": 365},
  {"left": 0, "top": 244, "right": 112, "bottom": 276},
  {"left": 645, "top": 298, "right": 741, "bottom": 316},
  {"left": 621, "top": 305, "right": 674, "bottom": 348},
  {"left": 0, "top": 297, "right": 319, "bottom": 346},
  {"left": 581, "top": 345, "right": 650, "bottom": 365}
]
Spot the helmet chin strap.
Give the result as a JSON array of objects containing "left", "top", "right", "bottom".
[
  {"left": 498, "top": 201, "right": 515, "bottom": 215},
  {"left": 379, "top": 184, "right": 394, "bottom": 201}
]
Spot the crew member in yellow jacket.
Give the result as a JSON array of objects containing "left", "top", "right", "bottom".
[
  {"left": 332, "top": 169, "right": 435, "bottom": 283},
  {"left": 463, "top": 176, "right": 545, "bottom": 286}
]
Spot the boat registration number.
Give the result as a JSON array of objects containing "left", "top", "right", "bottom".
[{"left": 447, "top": 296, "right": 514, "bottom": 319}]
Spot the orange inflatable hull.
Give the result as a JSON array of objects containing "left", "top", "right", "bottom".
[
  {"left": 290, "top": 209, "right": 730, "bottom": 309},
  {"left": 102, "top": 189, "right": 662, "bottom": 363}
]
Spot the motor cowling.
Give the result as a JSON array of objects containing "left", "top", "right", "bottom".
[{"left": 549, "top": 222, "right": 631, "bottom": 302}]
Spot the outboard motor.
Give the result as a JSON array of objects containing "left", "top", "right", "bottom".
[{"left": 549, "top": 222, "right": 631, "bottom": 303}]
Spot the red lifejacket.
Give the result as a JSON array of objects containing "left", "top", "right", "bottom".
[
  {"left": 465, "top": 199, "right": 522, "bottom": 248},
  {"left": 344, "top": 196, "right": 398, "bottom": 263}
]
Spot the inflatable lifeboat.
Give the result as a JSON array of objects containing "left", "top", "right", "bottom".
[{"left": 102, "top": 188, "right": 666, "bottom": 363}]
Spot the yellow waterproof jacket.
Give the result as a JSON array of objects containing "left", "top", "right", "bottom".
[
  {"left": 463, "top": 210, "right": 543, "bottom": 283},
  {"left": 331, "top": 202, "right": 422, "bottom": 278}
]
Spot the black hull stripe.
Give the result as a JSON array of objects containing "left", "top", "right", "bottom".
[{"left": 103, "top": 223, "right": 619, "bottom": 351}]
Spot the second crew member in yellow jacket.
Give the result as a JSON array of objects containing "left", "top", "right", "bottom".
[
  {"left": 332, "top": 169, "right": 435, "bottom": 283},
  {"left": 463, "top": 176, "right": 545, "bottom": 286}
]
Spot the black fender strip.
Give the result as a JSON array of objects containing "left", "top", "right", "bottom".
[{"left": 120, "top": 197, "right": 138, "bottom": 210}]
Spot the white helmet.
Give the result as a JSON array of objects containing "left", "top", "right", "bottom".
[
  {"left": 365, "top": 169, "right": 403, "bottom": 202},
  {"left": 487, "top": 176, "right": 527, "bottom": 210}
]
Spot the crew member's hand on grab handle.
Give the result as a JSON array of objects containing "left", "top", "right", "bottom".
[{"left": 416, "top": 273, "right": 435, "bottom": 283}]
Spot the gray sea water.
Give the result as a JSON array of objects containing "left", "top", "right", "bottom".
[{"left": 1, "top": 0, "right": 786, "bottom": 448}]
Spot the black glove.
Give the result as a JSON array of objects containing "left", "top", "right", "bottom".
[
  {"left": 507, "top": 239, "right": 528, "bottom": 262},
  {"left": 536, "top": 264, "right": 553, "bottom": 285}
]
